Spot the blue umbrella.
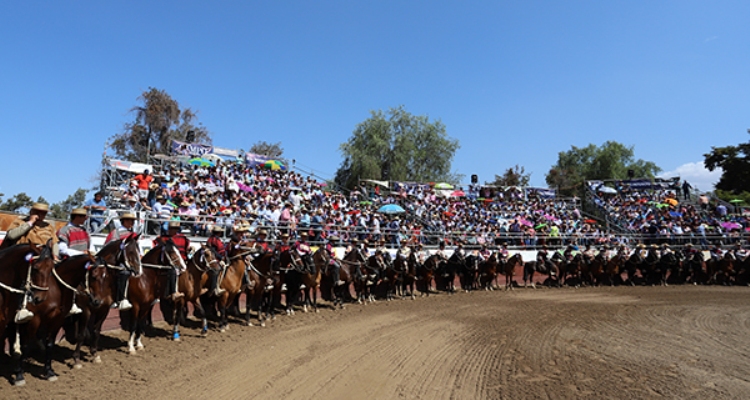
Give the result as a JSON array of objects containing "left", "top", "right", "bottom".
[{"left": 378, "top": 204, "right": 405, "bottom": 214}]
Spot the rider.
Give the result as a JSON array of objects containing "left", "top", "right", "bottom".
[
  {"left": 397, "top": 240, "right": 411, "bottom": 262},
  {"left": 294, "top": 232, "right": 314, "bottom": 274},
  {"left": 152, "top": 221, "right": 188, "bottom": 301},
  {"left": 731, "top": 242, "right": 747, "bottom": 260},
  {"left": 273, "top": 233, "right": 292, "bottom": 291},
  {"left": 205, "top": 225, "right": 227, "bottom": 297},
  {"left": 682, "top": 242, "right": 698, "bottom": 259},
  {"left": 536, "top": 245, "right": 551, "bottom": 271},
  {"left": 710, "top": 244, "right": 724, "bottom": 262},
  {"left": 436, "top": 241, "right": 449, "bottom": 262},
  {"left": 375, "top": 238, "right": 392, "bottom": 266},
  {"left": 661, "top": 243, "right": 673, "bottom": 257},
  {"left": 414, "top": 243, "right": 427, "bottom": 266},
  {"left": 105, "top": 212, "right": 138, "bottom": 311},
  {"left": 478, "top": 243, "right": 491, "bottom": 263},
  {"left": 56, "top": 208, "right": 91, "bottom": 315},
  {"left": 4, "top": 202, "right": 59, "bottom": 323},
  {"left": 251, "top": 229, "right": 271, "bottom": 253},
  {"left": 582, "top": 244, "right": 595, "bottom": 264},
  {"left": 454, "top": 241, "right": 465, "bottom": 259},
  {"left": 325, "top": 236, "right": 345, "bottom": 286}
]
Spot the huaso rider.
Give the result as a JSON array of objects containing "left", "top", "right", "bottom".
[
  {"left": 152, "top": 221, "right": 188, "bottom": 301},
  {"left": 56, "top": 207, "right": 91, "bottom": 315}
]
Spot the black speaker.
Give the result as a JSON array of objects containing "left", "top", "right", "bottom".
[
  {"left": 627, "top": 169, "right": 635, "bottom": 178},
  {"left": 471, "top": 174, "right": 478, "bottom": 184}
]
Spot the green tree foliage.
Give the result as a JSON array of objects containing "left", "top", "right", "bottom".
[
  {"left": 546, "top": 141, "right": 661, "bottom": 197},
  {"left": 703, "top": 132, "right": 750, "bottom": 195},
  {"left": 335, "top": 106, "right": 460, "bottom": 190},
  {"left": 49, "top": 188, "right": 88, "bottom": 220},
  {"left": 108, "top": 88, "right": 212, "bottom": 162},
  {"left": 249, "top": 141, "right": 284, "bottom": 158},
  {"left": 490, "top": 165, "right": 531, "bottom": 187},
  {"left": 0, "top": 192, "right": 33, "bottom": 212}
]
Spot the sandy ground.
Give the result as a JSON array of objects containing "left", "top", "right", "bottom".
[{"left": 2, "top": 285, "right": 750, "bottom": 400}]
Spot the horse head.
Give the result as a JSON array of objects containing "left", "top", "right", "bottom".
[{"left": 28, "top": 241, "right": 55, "bottom": 304}]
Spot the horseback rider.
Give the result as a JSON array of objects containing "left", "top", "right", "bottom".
[
  {"left": 205, "top": 225, "right": 227, "bottom": 297},
  {"left": 731, "top": 242, "right": 747, "bottom": 261},
  {"left": 415, "top": 243, "right": 427, "bottom": 266},
  {"left": 454, "top": 241, "right": 465, "bottom": 260},
  {"left": 104, "top": 212, "right": 137, "bottom": 311},
  {"left": 375, "top": 238, "right": 392, "bottom": 266},
  {"left": 294, "top": 232, "right": 314, "bottom": 274},
  {"left": 325, "top": 236, "right": 345, "bottom": 286},
  {"left": 661, "top": 243, "right": 673, "bottom": 257},
  {"left": 582, "top": 244, "right": 595, "bottom": 264},
  {"left": 152, "top": 221, "right": 187, "bottom": 301},
  {"left": 563, "top": 245, "right": 575, "bottom": 262},
  {"left": 436, "top": 241, "right": 449, "bottom": 262},
  {"left": 498, "top": 242, "right": 509, "bottom": 262},
  {"left": 397, "top": 241, "right": 411, "bottom": 262},
  {"left": 710, "top": 244, "right": 724, "bottom": 262},
  {"left": 536, "top": 245, "right": 552, "bottom": 271},
  {"left": 682, "top": 243, "right": 698, "bottom": 259},
  {"left": 273, "top": 233, "right": 292, "bottom": 291},
  {"left": 251, "top": 228, "right": 271, "bottom": 254},
  {"left": 478, "top": 243, "right": 491, "bottom": 263},
  {"left": 4, "top": 202, "right": 60, "bottom": 323},
  {"left": 56, "top": 208, "right": 91, "bottom": 315}
]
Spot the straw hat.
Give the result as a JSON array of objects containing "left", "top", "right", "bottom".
[
  {"left": 212, "top": 225, "right": 224, "bottom": 233},
  {"left": 256, "top": 229, "right": 268, "bottom": 236},
  {"left": 31, "top": 202, "right": 49, "bottom": 212},
  {"left": 168, "top": 221, "right": 181, "bottom": 229},
  {"left": 120, "top": 212, "right": 137, "bottom": 220},
  {"left": 234, "top": 224, "right": 247, "bottom": 232},
  {"left": 70, "top": 208, "right": 87, "bottom": 217}
]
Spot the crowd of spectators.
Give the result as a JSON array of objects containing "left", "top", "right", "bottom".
[
  {"left": 589, "top": 181, "right": 748, "bottom": 249},
  {"left": 99, "top": 157, "right": 748, "bottom": 250}
]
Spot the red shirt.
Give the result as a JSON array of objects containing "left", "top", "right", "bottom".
[{"left": 134, "top": 174, "right": 153, "bottom": 191}]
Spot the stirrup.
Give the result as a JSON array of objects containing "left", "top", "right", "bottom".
[
  {"left": 281, "top": 284, "right": 288, "bottom": 292},
  {"left": 171, "top": 292, "right": 185, "bottom": 301},
  {"left": 118, "top": 299, "right": 132, "bottom": 311},
  {"left": 67, "top": 303, "right": 83, "bottom": 316},
  {"left": 335, "top": 280, "right": 345, "bottom": 286},
  {"left": 15, "top": 308, "right": 34, "bottom": 324},
  {"left": 300, "top": 284, "right": 307, "bottom": 290},
  {"left": 213, "top": 288, "right": 226, "bottom": 296}
]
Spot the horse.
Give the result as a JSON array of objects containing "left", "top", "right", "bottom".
[
  {"left": 319, "top": 249, "right": 354, "bottom": 309},
  {"left": 343, "top": 248, "right": 372, "bottom": 304},
  {"left": 10, "top": 253, "right": 95, "bottom": 385},
  {"left": 501, "top": 253, "right": 523, "bottom": 290},
  {"left": 710, "top": 252, "right": 735, "bottom": 286},
  {"left": 241, "top": 251, "right": 276, "bottom": 327},
  {"left": 417, "top": 254, "right": 440, "bottom": 296},
  {"left": 525, "top": 256, "right": 560, "bottom": 288},
  {"left": 121, "top": 239, "right": 184, "bottom": 354},
  {"left": 459, "top": 255, "right": 480, "bottom": 292},
  {"left": 402, "top": 251, "right": 419, "bottom": 299},
  {"left": 212, "top": 243, "right": 254, "bottom": 330},
  {"left": 621, "top": 249, "right": 644, "bottom": 286},
  {"left": 685, "top": 250, "right": 708, "bottom": 285},
  {"left": 298, "top": 248, "right": 324, "bottom": 313},
  {"left": 477, "top": 252, "right": 498, "bottom": 291},
  {"left": 603, "top": 252, "right": 625, "bottom": 286},
  {"left": 162, "top": 245, "right": 218, "bottom": 340},
  {"left": 380, "top": 253, "right": 401, "bottom": 301},
  {"left": 0, "top": 243, "right": 53, "bottom": 356},
  {"left": 66, "top": 235, "right": 141, "bottom": 367},
  {"left": 283, "top": 248, "right": 317, "bottom": 315}
]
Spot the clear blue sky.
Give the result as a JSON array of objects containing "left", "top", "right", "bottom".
[{"left": 1, "top": 1, "right": 747, "bottom": 203}]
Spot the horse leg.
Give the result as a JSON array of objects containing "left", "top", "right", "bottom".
[
  {"left": 136, "top": 319, "right": 145, "bottom": 351},
  {"left": 172, "top": 299, "right": 182, "bottom": 341},
  {"left": 43, "top": 335, "right": 58, "bottom": 381},
  {"left": 127, "top": 309, "right": 138, "bottom": 355},
  {"left": 10, "top": 327, "right": 26, "bottom": 386},
  {"left": 219, "top": 297, "right": 229, "bottom": 332}
]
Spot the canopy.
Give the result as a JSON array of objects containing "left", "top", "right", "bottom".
[
  {"left": 434, "top": 183, "right": 453, "bottom": 190},
  {"left": 188, "top": 157, "right": 215, "bottom": 167},
  {"left": 263, "top": 160, "right": 287, "bottom": 171}
]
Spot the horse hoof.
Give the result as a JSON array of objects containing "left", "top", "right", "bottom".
[
  {"left": 136, "top": 345, "right": 144, "bottom": 351},
  {"left": 47, "top": 374, "right": 58, "bottom": 382},
  {"left": 14, "top": 379, "right": 26, "bottom": 387},
  {"left": 93, "top": 355, "right": 102, "bottom": 364},
  {"left": 220, "top": 327, "right": 226, "bottom": 333},
  {"left": 74, "top": 363, "right": 83, "bottom": 370},
  {"left": 315, "top": 309, "right": 320, "bottom": 313},
  {"left": 128, "top": 349, "right": 137, "bottom": 356}
]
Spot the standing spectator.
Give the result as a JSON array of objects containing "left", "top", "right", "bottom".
[
  {"left": 682, "top": 180, "right": 692, "bottom": 200},
  {"left": 84, "top": 191, "right": 107, "bottom": 233},
  {"left": 699, "top": 193, "right": 709, "bottom": 212},
  {"left": 133, "top": 169, "right": 153, "bottom": 200}
]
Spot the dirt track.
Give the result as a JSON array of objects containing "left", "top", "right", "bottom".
[{"left": 3, "top": 285, "right": 750, "bottom": 399}]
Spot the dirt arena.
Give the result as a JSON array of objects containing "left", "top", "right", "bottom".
[{"left": 2, "top": 285, "right": 750, "bottom": 400}]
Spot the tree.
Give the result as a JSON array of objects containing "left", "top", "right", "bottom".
[
  {"left": 0, "top": 192, "right": 33, "bottom": 212},
  {"left": 249, "top": 141, "right": 284, "bottom": 158},
  {"left": 704, "top": 131, "right": 750, "bottom": 195},
  {"left": 335, "top": 106, "right": 460, "bottom": 190},
  {"left": 490, "top": 165, "right": 531, "bottom": 187},
  {"left": 107, "top": 88, "right": 212, "bottom": 162},
  {"left": 546, "top": 141, "right": 661, "bottom": 197},
  {"left": 49, "top": 188, "right": 89, "bottom": 220}
]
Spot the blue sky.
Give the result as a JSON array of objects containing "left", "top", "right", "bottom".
[{"left": 1, "top": 1, "right": 747, "bottom": 203}]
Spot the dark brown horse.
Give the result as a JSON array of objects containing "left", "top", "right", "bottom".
[
  {"left": 123, "top": 240, "right": 183, "bottom": 354},
  {"left": 343, "top": 248, "right": 371, "bottom": 304},
  {"left": 417, "top": 254, "right": 440, "bottom": 296},
  {"left": 502, "top": 253, "right": 523, "bottom": 290},
  {"left": 11, "top": 252, "right": 93, "bottom": 385},
  {"left": 402, "top": 251, "right": 418, "bottom": 299},
  {"left": 0, "top": 243, "right": 52, "bottom": 357},
  {"left": 214, "top": 244, "right": 253, "bottom": 331},
  {"left": 67, "top": 235, "right": 141, "bottom": 367},
  {"left": 319, "top": 249, "right": 354, "bottom": 309},
  {"left": 299, "top": 248, "right": 324, "bottom": 313},
  {"left": 478, "top": 252, "right": 498, "bottom": 291}
]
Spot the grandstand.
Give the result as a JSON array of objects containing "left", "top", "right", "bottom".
[{"left": 91, "top": 140, "right": 749, "bottom": 252}]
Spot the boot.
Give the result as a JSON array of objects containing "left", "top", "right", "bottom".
[
  {"left": 114, "top": 272, "right": 132, "bottom": 310},
  {"left": 67, "top": 301, "right": 83, "bottom": 316},
  {"left": 167, "top": 269, "right": 184, "bottom": 301},
  {"left": 210, "top": 271, "right": 226, "bottom": 296},
  {"left": 15, "top": 297, "right": 34, "bottom": 324}
]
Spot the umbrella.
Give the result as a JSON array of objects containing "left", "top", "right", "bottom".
[
  {"left": 189, "top": 157, "right": 215, "bottom": 167},
  {"left": 534, "top": 223, "right": 547, "bottom": 229},
  {"left": 730, "top": 199, "right": 745, "bottom": 204},
  {"left": 359, "top": 200, "right": 373, "bottom": 205},
  {"left": 434, "top": 183, "right": 453, "bottom": 190},
  {"left": 655, "top": 203, "right": 670, "bottom": 209},
  {"left": 378, "top": 204, "right": 405, "bottom": 214},
  {"left": 721, "top": 221, "right": 742, "bottom": 230},
  {"left": 597, "top": 186, "right": 617, "bottom": 194},
  {"left": 584, "top": 219, "right": 597, "bottom": 224},
  {"left": 664, "top": 198, "right": 678, "bottom": 206},
  {"left": 450, "top": 190, "right": 466, "bottom": 197},
  {"left": 263, "top": 160, "right": 286, "bottom": 171}
]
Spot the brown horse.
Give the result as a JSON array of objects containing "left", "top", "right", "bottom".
[
  {"left": 244, "top": 252, "right": 277, "bottom": 326},
  {"left": 123, "top": 240, "right": 183, "bottom": 354},
  {"left": 0, "top": 243, "right": 52, "bottom": 357},
  {"left": 168, "top": 245, "right": 217, "bottom": 339},
  {"left": 11, "top": 253, "right": 95, "bottom": 385},
  {"left": 402, "top": 251, "right": 418, "bottom": 299},
  {"left": 478, "top": 252, "right": 498, "bottom": 291},
  {"left": 67, "top": 235, "right": 141, "bottom": 367},
  {"left": 319, "top": 249, "right": 354, "bottom": 309},
  {"left": 215, "top": 244, "right": 253, "bottom": 331},
  {"left": 502, "top": 253, "right": 523, "bottom": 290},
  {"left": 343, "top": 248, "right": 371, "bottom": 304},
  {"left": 299, "top": 248, "right": 324, "bottom": 313},
  {"left": 710, "top": 253, "right": 735, "bottom": 285},
  {"left": 417, "top": 254, "right": 439, "bottom": 296}
]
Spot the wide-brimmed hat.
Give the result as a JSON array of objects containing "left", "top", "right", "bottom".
[
  {"left": 256, "top": 229, "right": 268, "bottom": 236},
  {"left": 281, "top": 233, "right": 290, "bottom": 239},
  {"left": 300, "top": 231, "right": 308, "bottom": 237},
  {"left": 31, "top": 202, "right": 49, "bottom": 212},
  {"left": 168, "top": 221, "right": 181, "bottom": 228},
  {"left": 70, "top": 208, "right": 87, "bottom": 217},
  {"left": 234, "top": 224, "right": 247, "bottom": 232},
  {"left": 120, "top": 212, "right": 137, "bottom": 220},
  {"left": 223, "top": 209, "right": 232, "bottom": 215},
  {"left": 212, "top": 225, "right": 224, "bottom": 233}
]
